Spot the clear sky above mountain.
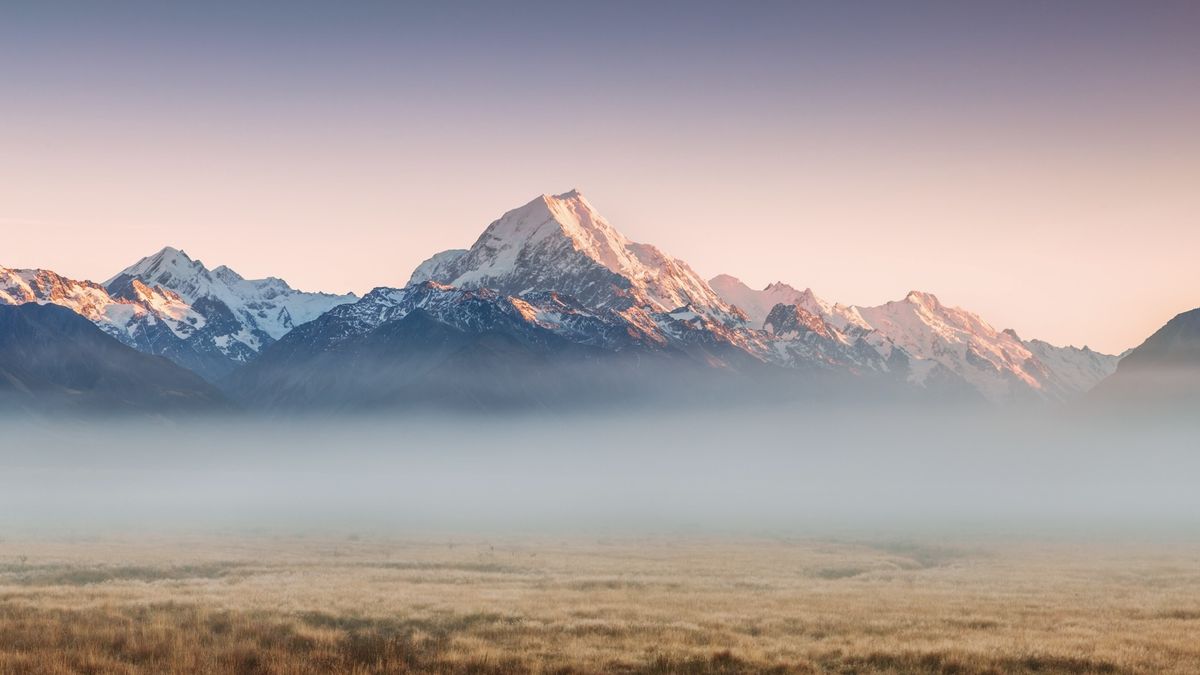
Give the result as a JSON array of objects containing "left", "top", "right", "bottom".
[{"left": 2, "top": 1, "right": 1197, "bottom": 353}]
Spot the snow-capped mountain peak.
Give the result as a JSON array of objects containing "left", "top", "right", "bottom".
[
  {"left": 109, "top": 246, "right": 358, "bottom": 343},
  {"left": 904, "top": 290, "right": 939, "bottom": 305},
  {"left": 409, "top": 190, "right": 746, "bottom": 324},
  {"left": 212, "top": 265, "right": 245, "bottom": 284},
  {"left": 865, "top": 292, "right": 1000, "bottom": 348},
  {"left": 109, "top": 246, "right": 205, "bottom": 286},
  {"left": 449, "top": 190, "right": 644, "bottom": 290}
]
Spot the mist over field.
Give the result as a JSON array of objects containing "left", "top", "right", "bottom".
[{"left": 3, "top": 406, "right": 1196, "bottom": 537}]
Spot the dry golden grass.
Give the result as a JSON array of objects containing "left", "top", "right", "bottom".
[{"left": 1, "top": 534, "right": 1198, "bottom": 674}]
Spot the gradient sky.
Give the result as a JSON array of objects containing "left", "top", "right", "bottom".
[{"left": 2, "top": 1, "right": 1197, "bottom": 353}]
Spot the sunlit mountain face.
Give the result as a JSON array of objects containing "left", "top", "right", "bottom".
[{"left": 410, "top": 190, "right": 746, "bottom": 324}]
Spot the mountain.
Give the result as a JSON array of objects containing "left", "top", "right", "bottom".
[
  {"left": 1090, "top": 307, "right": 1200, "bottom": 407},
  {"left": 1, "top": 265, "right": 200, "bottom": 336},
  {"left": 398, "top": 192, "right": 989, "bottom": 398},
  {"left": 107, "top": 246, "right": 357, "bottom": 354},
  {"left": 711, "top": 276, "right": 1120, "bottom": 402},
  {"left": 410, "top": 190, "right": 745, "bottom": 324},
  {"left": 854, "top": 292, "right": 1111, "bottom": 403},
  {"left": 2, "top": 249, "right": 356, "bottom": 382},
  {"left": 0, "top": 264, "right": 238, "bottom": 379},
  {"left": 225, "top": 282, "right": 773, "bottom": 411},
  {"left": 0, "top": 303, "right": 228, "bottom": 414},
  {"left": 402, "top": 191, "right": 927, "bottom": 381},
  {"left": 1022, "top": 337, "right": 1127, "bottom": 398}
]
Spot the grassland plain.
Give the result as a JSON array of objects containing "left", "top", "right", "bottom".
[{"left": 0, "top": 534, "right": 1198, "bottom": 674}]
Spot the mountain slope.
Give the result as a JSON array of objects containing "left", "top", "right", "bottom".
[
  {"left": 1090, "top": 307, "right": 1200, "bottom": 406},
  {"left": 763, "top": 303, "right": 909, "bottom": 376},
  {"left": 410, "top": 190, "right": 745, "bottom": 324},
  {"left": 853, "top": 291, "right": 1048, "bottom": 402},
  {"left": 1022, "top": 337, "right": 1125, "bottom": 397},
  {"left": 0, "top": 303, "right": 228, "bottom": 414},
  {"left": 854, "top": 292, "right": 1119, "bottom": 402}
]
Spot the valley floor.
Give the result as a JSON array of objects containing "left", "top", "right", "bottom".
[{"left": 0, "top": 534, "right": 1198, "bottom": 674}]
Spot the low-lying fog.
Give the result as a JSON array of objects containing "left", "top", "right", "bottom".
[{"left": 2, "top": 405, "right": 1197, "bottom": 538}]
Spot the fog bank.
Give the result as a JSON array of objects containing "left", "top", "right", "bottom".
[{"left": 2, "top": 405, "right": 1197, "bottom": 538}]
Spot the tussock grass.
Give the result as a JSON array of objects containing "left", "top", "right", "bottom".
[
  {"left": 809, "top": 566, "right": 869, "bottom": 580},
  {"left": 0, "top": 562, "right": 246, "bottom": 586},
  {"left": 357, "top": 561, "right": 533, "bottom": 575},
  {"left": 0, "top": 536, "right": 1197, "bottom": 674}
]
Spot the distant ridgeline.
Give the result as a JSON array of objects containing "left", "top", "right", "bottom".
[{"left": 3, "top": 189, "right": 1178, "bottom": 415}]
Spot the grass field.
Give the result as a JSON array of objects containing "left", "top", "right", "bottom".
[{"left": 0, "top": 534, "right": 1198, "bottom": 674}]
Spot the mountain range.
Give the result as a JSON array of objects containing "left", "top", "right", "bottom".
[
  {"left": 2, "top": 248, "right": 355, "bottom": 381},
  {"left": 1, "top": 189, "right": 1191, "bottom": 414},
  {"left": 708, "top": 275, "right": 1122, "bottom": 403}
]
